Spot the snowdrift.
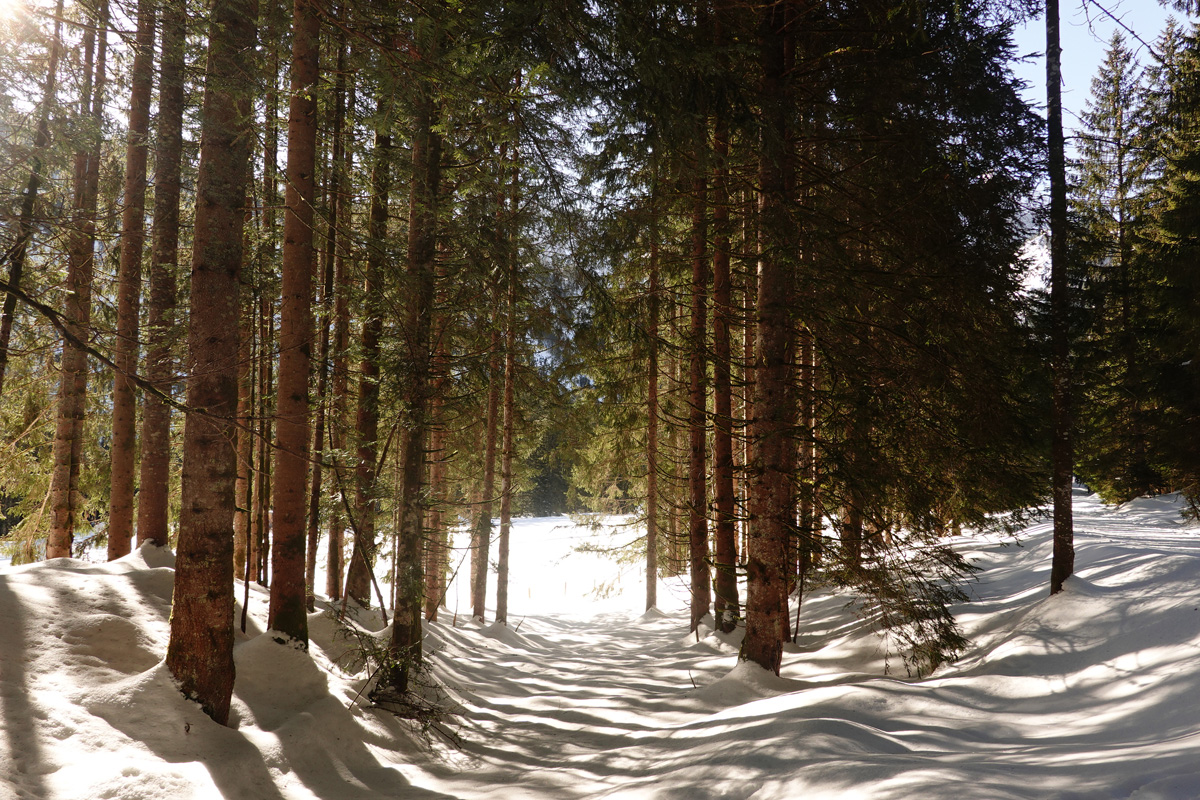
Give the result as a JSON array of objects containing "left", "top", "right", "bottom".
[{"left": 2, "top": 495, "right": 1199, "bottom": 799}]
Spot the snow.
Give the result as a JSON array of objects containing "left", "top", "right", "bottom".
[{"left": 3, "top": 494, "right": 1200, "bottom": 799}]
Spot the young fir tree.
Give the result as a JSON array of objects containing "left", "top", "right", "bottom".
[
  {"left": 1143, "top": 22, "right": 1200, "bottom": 510},
  {"left": 1073, "top": 33, "right": 1163, "bottom": 503}
]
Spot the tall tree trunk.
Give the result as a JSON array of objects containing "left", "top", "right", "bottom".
[
  {"left": 326, "top": 41, "right": 351, "bottom": 602},
  {"left": 165, "top": 0, "right": 258, "bottom": 725},
  {"left": 0, "top": 0, "right": 63, "bottom": 398},
  {"left": 711, "top": 12, "right": 739, "bottom": 629},
  {"left": 46, "top": 3, "right": 107, "bottom": 560},
  {"left": 645, "top": 180, "right": 660, "bottom": 612},
  {"left": 424, "top": 337, "right": 449, "bottom": 621},
  {"left": 388, "top": 51, "right": 443, "bottom": 691},
  {"left": 137, "top": 0, "right": 184, "bottom": 549},
  {"left": 471, "top": 332, "right": 501, "bottom": 619},
  {"left": 471, "top": 135, "right": 509, "bottom": 621},
  {"left": 108, "top": 0, "right": 156, "bottom": 560},
  {"left": 234, "top": 290, "right": 255, "bottom": 577},
  {"left": 496, "top": 199, "right": 517, "bottom": 626},
  {"left": 345, "top": 129, "right": 390, "bottom": 606},
  {"left": 253, "top": 295, "right": 275, "bottom": 585},
  {"left": 741, "top": 189, "right": 757, "bottom": 561},
  {"left": 742, "top": 0, "right": 796, "bottom": 675},
  {"left": 1047, "top": 0, "right": 1074, "bottom": 595},
  {"left": 268, "top": 0, "right": 320, "bottom": 643},
  {"left": 688, "top": 146, "right": 711, "bottom": 633}
]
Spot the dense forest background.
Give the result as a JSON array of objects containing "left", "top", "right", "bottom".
[{"left": 1, "top": 0, "right": 1198, "bottom": 724}]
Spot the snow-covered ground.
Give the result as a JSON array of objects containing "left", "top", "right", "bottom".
[{"left": 3, "top": 492, "right": 1200, "bottom": 799}]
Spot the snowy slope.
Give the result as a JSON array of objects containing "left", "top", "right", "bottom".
[{"left": 2, "top": 493, "right": 1199, "bottom": 799}]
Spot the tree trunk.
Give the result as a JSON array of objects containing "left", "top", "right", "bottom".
[
  {"left": 1047, "top": 0, "right": 1074, "bottom": 595},
  {"left": 424, "top": 338, "right": 449, "bottom": 621},
  {"left": 741, "top": 189, "right": 757, "bottom": 561},
  {"left": 742, "top": 0, "right": 795, "bottom": 675},
  {"left": 136, "top": 0, "right": 185, "bottom": 549},
  {"left": 165, "top": 0, "right": 258, "bottom": 725},
  {"left": 46, "top": 4, "right": 108, "bottom": 560},
  {"left": 326, "top": 43, "right": 352, "bottom": 603},
  {"left": 234, "top": 290, "right": 254, "bottom": 578},
  {"left": 252, "top": 295, "right": 275, "bottom": 585},
  {"left": 0, "top": 0, "right": 63, "bottom": 398},
  {"left": 496, "top": 205, "right": 517, "bottom": 626},
  {"left": 471, "top": 138, "right": 508, "bottom": 621},
  {"left": 268, "top": 0, "right": 320, "bottom": 643},
  {"left": 108, "top": 0, "right": 156, "bottom": 560},
  {"left": 388, "top": 54, "right": 443, "bottom": 691},
  {"left": 688, "top": 149, "right": 711, "bottom": 634},
  {"left": 645, "top": 181, "right": 660, "bottom": 612},
  {"left": 307, "top": 18, "right": 347, "bottom": 609},
  {"left": 711, "top": 16, "right": 739, "bottom": 629},
  {"left": 345, "top": 128, "right": 389, "bottom": 607}
]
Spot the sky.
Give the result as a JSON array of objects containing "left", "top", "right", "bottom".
[{"left": 1010, "top": 0, "right": 1180, "bottom": 133}]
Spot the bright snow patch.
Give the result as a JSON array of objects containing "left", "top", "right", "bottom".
[{"left": 2, "top": 494, "right": 1199, "bottom": 798}]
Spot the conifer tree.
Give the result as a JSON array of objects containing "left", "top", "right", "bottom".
[
  {"left": 108, "top": 0, "right": 156, "bottom": 560},
  {"left": 1074, "top": 33, "right": 1161, "bottom": 503},
  {"left": 46, "top": 1, "right": 108, "bottom": 559},
  {"left": 137, "top": 0, "right": 186, "bottom": 549},
  {"left": 166, "top": 0, "right": 259, "bottom": 725}
]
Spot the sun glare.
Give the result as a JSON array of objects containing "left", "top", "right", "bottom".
[{"left": 0, "top": 0, "right": 20, "bottom": 24}]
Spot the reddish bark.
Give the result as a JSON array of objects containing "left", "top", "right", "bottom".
[
  {"left": 344, "top": 130, "right": 389, "bottom": 606},
  {"left": 389, "top": 58, "right": 443, "bottom": 690},
  {"left": 136, "top": 0, "right": 184, "bottom": 549},
  {"left": 711, "top": 11, "right": 739, "bottom": 629},
  {"left": 268, "top": 0, "right": 320, "bottom": 643},
  {"left": 47, "top": 5, "right": 107, "bottom": 560},
  {"left": 742, "top": 0, "right": 796, "bottom": 675},
  {"left": 108, "top": 0, "right": 156, "bottom": 560},
  {"left": 165, "top": 0, "right": 258, "bottom": 725},
  {"left": 688, "top": 157, "right": 711, "bottom": 633}
]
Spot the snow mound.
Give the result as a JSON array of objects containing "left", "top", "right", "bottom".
[
  {"left": 6, "top": 501, "right": 1200, "bottom": 798},
  {"left": 692, "top": 659, "right": 804, "bottom": 707}
]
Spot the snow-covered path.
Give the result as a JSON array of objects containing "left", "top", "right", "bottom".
[{"left": 5, "top": 495, "right": 1200, "bottom": 799}]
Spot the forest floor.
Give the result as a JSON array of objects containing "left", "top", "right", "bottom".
[{"left": 3, "top": 491, "right": 1200, "bottom": 799}]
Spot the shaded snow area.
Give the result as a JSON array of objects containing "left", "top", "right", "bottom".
[{"left": 4, "top": 494, "right": 1200, "bottom": 799}]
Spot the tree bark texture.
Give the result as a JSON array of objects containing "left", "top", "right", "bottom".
[
  {"left": 47, "top": 5, "right": 107, "bottom": 560},
  {"left": 389, "top": 63, "right": 443, "bottom": 691},
  {"left": 688, "top": 154, "right": 711, "bottom": 633},
  {"left": 326, "top": 41, "right": 352, "bottom": 602},
  {"left": 345, "top": 130, "right": 390, "bottom": 607},
  {"left": 711, "top": 51, "right": 739, "bottom": 631},
  {"left": 496, "top": 231, "right": 517, "bottom": 626},
  {"left": 108, "top": 0, "right": 156, "bottom": 560},
  {"left": 269, "top": 0, "right": 320, "bottom": 643},
  {"left": 136, "top": 0, "right": 184, "bottom": 549},
  {"left": 471, "top": 324, "right": 502, "bottom": 620},
  {"left": 165, "top": 0, "right": 258, "bottom": 725},
  {"left": 742, "top": 0, "right": 796, "bottom": 675},
  {"left": 1047, "top": 0, "right": 1074, "bottom": 595}
]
